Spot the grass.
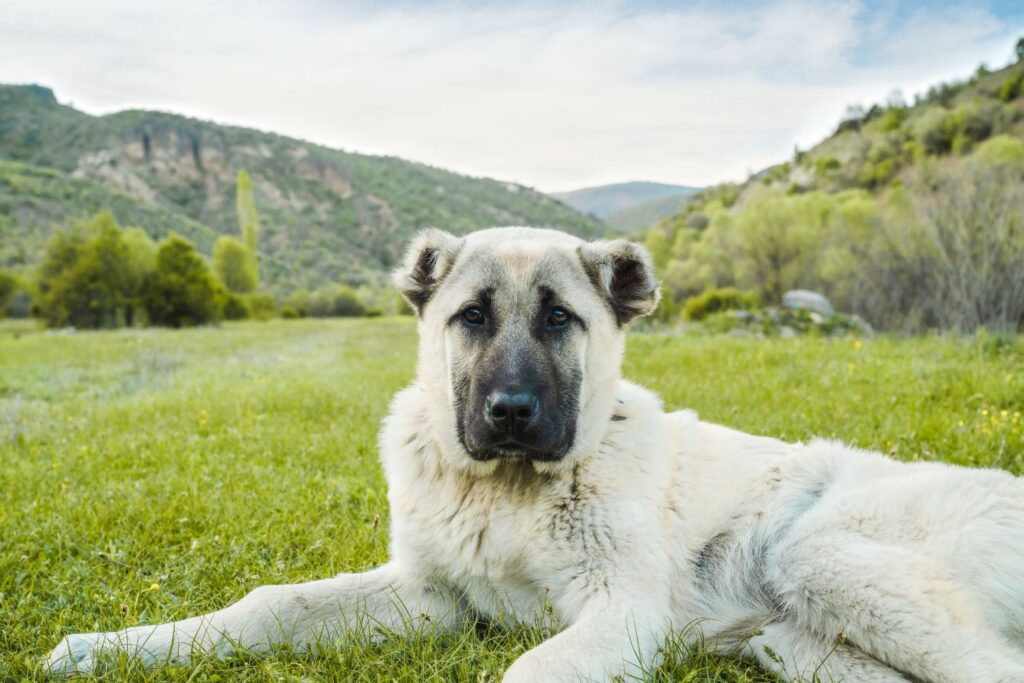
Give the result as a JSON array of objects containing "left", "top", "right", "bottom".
[{"left": 1, "top": 318, "right": 1022, "bottom": 681}]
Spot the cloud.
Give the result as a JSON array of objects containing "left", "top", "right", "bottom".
[{"left": 0, "top": 0, "right": 1020, "bottom": 191}]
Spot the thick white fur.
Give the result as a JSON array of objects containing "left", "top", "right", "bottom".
[{"left": 47, "top": 229, "right": 1024, "bottom": 682}]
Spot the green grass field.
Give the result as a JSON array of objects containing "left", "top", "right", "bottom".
[{"left": 2, "top": 319, "right": 1022, "bottom": 681}]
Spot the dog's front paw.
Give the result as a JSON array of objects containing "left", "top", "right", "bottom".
[
  {"left": 504, "top": 649, "right": 596, "bottom": 683},
  {"left": 45, "top": 633, "right": 107, "bottom": 676}
]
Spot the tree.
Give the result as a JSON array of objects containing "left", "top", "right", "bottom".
[
  {"left": 730, "top": 191, "right": 825, "bottom": 303},
  {"left": 236, "top": 170, "right": 260, "bottom": 287},
  {"left": 121, "top": 228, "right": 157, "bottom": 324},
  {"left": 34, "top": 213, "right": 137, "bottom": 328},
  {"left": 213, "top": 235, "right": 257, "bottom": 293},
  {"left": 143, "top": 235, "right": 220, "bottom": 327},
  {"left": 1016, "top": 36, "right": 1024, "bottom": 63},
  {"left": 0, "top": 269, "right": 17, "bottom": 319}
]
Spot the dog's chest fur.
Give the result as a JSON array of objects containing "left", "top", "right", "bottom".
[{"left": 380, "top": 383, "right": 668, "bottom": 624}]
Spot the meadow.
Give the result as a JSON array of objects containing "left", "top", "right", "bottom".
[{"left": 1, "top": 318, "right": 1022, "bottom": 681}]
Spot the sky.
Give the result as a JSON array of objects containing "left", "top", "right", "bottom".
[{"left": 1, "top": 1, "right": 1023, "bottom": 192}]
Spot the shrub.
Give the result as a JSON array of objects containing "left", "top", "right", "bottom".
[
  {"left": 34, "top": 213, "right": 149, "bottom": 328},
  {"left": 916, "top": 108, "right": 955, "bottom": 155},
  {"left": 246, "top": 292, "right": 277, "bottom": 320},
  {"left": 814, "top": 157, "right": 841, "bottom": 176},
  {"left": 998, "top": 74, "right": 1022, "bottom": 102},
  {"left": 142, "top": 235, "right": 220, "bottom": 327},
  {"left": 0, "top": 269, "right": 16, "bottom": 318},
  {"left": 286, "top": 289, "right": 311, "bottom": 317},
  {"left": 219, "top": 291, "right": 251, "bottom": 320},
  {"left": 973, "top": 135, "right": 1024, "bottom": 168},
  {"left": 308, "top": 284, "right": 368, "bottom": 317},
  {"left": 280, "top": 306, "right": 301, "bottom": 319},
  {"left": 683, "top": 287, "right": 758, "bottom": 321}
]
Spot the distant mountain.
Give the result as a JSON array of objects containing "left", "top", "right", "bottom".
[
  {"left": 553, "top": 181, "right": 700, "bottom": 224},
  {"left": 603, "top": 192, "right": 698, "bottom": 233},
  {"left": 0, "top": 84, "right": 604, "bottom": 292}
]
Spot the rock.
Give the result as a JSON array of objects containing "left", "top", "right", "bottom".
[
  {"left": 729, "top": 309, "right": 754, "bottom": 323},
  {"left": 783, "top": 290, "right": 834, "bottom": 316}
]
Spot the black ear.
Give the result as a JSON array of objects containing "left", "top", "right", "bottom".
[
  {"left": 393, "top": 229, "right": 465, "bottom": 314},
  {"left": 578, "top": 239, "right": 660, "bottom": 325}
]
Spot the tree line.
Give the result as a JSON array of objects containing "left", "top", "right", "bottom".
[
  {"left": 0, "top": 170, "right": 385, "bottom": 327},
  {"left": 646, "top": 136, "right": 1024, "bottom": 333}
]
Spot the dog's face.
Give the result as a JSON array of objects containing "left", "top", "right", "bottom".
[{"left": 395, "top": 227, "right": 659, "bottom": 474}]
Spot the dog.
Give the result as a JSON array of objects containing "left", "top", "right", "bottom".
[{"left": 48, "top": 227, "right": 1024, "bottom": 681}]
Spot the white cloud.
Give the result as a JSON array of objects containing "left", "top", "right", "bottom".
[{"left": 0, "top": 0, "right": 1020, "bottom": 191}]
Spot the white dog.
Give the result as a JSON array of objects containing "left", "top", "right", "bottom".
[{"left": 48, "top": 228, "right": 1024, "bottom": 682}]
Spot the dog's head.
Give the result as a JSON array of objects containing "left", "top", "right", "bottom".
[{"left": 395, "top": 227, "right": 659, "bottom": 474}]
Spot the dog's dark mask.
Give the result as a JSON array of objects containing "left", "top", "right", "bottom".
[{"left": 451, "top": 289, "right": 582, "bottom": 462}]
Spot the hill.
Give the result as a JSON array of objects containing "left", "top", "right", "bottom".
[
  {"left": 656, "top": 58, "right": 1024, "bottom": 232},
  {"left": 0, "top": 84, "right": 604, "bottom": 292},
  {"left": 553, "top": 181, "right": 699, "bottom": 221},
  {"left": 603, "top": 192, "right": 698, "bottom": 232},
  {"left": 643, "top": 51, "right": 1024, "bottom": 332}
]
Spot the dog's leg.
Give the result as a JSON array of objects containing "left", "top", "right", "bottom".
[
  {"left": 772, "top": 534, "right": 1024, "bottom": 683},
  {"left": 745, "top": 620, "right": 911, "bottom": 682},
  {"left": 501, "top": 598, "right": 671, "bottom": 683},
  {"left": 46, "top": 562, "right": 462, "bottom": 676}
]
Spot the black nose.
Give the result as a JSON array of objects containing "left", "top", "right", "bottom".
[{"left": 485, "top": 391, "right": 540, "bottom": 431}]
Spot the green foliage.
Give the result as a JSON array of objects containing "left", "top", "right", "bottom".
[
  {"left": 2, "top": 320, "right": 1023, "bottom": 679},
  {"left": 219, "top": 290, "right": 251, "bottom": 321},
  {"left": 213, "top": 235, "right": 257, "bottom": 294},
  {"left": 308, "top": 284, "right": 369, "bottom": 317},
  {"left": 34, "top": 212, "right": 150, "bottom": 328},
  {"left": 642, "top": 52, "right": 1024, "bottom": 333},
  {"left": 998, "top": 73, "right": 1022, "bottom": 102},
  {"left": 235, "top": 170, "right": 261, "bottom": 288},
  {"left": 0, "top": 269, "right": 16, "bottom": 318},
  {"left": 682, "top": 287, "right": 758, "bottom": 321},
  {"left": 814, "top": 157, "right": 841, "bottom": 176},
  {"left": 246, "top": 292, "right": 278, "bottom": 321},
  {"left": 143, "top": 235, "right": 220, "bottom": 327},
  {"left": 973, "top": 135, "right": 1024, "bottom": 167},
  {"left": 731, "top": 190, "right": 828, "bottom": 303}
]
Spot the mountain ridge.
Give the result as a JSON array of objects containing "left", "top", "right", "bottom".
[{"left": 0, "top": 84, "right": 605, "bottom": 292}]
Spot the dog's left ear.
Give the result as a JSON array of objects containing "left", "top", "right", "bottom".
[
  {"left": 578, "top": 239, "right": 660, "bottom": 325},
  {"left": 394, "top": 229, "right": 465, "bottom": 314}
]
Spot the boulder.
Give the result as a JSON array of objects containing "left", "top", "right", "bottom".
[{"left": 782, "top": 290, "right": 834, "bottom": 317}]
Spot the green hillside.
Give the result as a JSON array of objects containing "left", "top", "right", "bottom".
[
  {"left": 643, "top": 53, "right": 1024, "bottom": 332},
  {"left": 0, "top": 161, "right": 218, "bottom": 268},
  {"left": 0, "top": 85, "right": 604, "bottom": 292}
]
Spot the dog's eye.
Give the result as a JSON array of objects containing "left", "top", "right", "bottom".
[
  {"left": 547, "top": 307, "right": 570, "bottom": 328},
  {"left": 462, "top": 306, "right": 485, "bottom": 325}
]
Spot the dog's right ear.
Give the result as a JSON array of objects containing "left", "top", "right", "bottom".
[{"left": 393, "top": 229, "right": 465, "bottom": 314}]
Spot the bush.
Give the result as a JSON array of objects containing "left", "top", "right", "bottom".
[
  {"left": 219, "top": 291, "right": 251, "bottom": 320},
  {"left": 286, "top": 289, "right": 311, "bottom": 317},
  {"left": 280, "top": 306, "right": 301, "bottom": 319},
  {"left": 34, "top": 212, "right": 150, "bottom": 328},
  {"left": 308, "top": 284, "right": 368, "bottom": 317},
  {"left": 683, "top": 287, "right": 758, "bottom": 321},
  {"left": 0, "top": 269, "right": 16, "bottom": 319},
  {"left": 916, "top": 108, "right": 955, "bottom": 155},
  {"left": 998, "top": 74, "right": 1022, "bottom": 102},
  {"left": 142, "top": 235, "right": 220, "bottom": 327},
  {"left": 973, "top": 135, "right": 1024, "bottom": 168},
  {"left": 246, "top": 292, "right": 277, "bottom": 320}
]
